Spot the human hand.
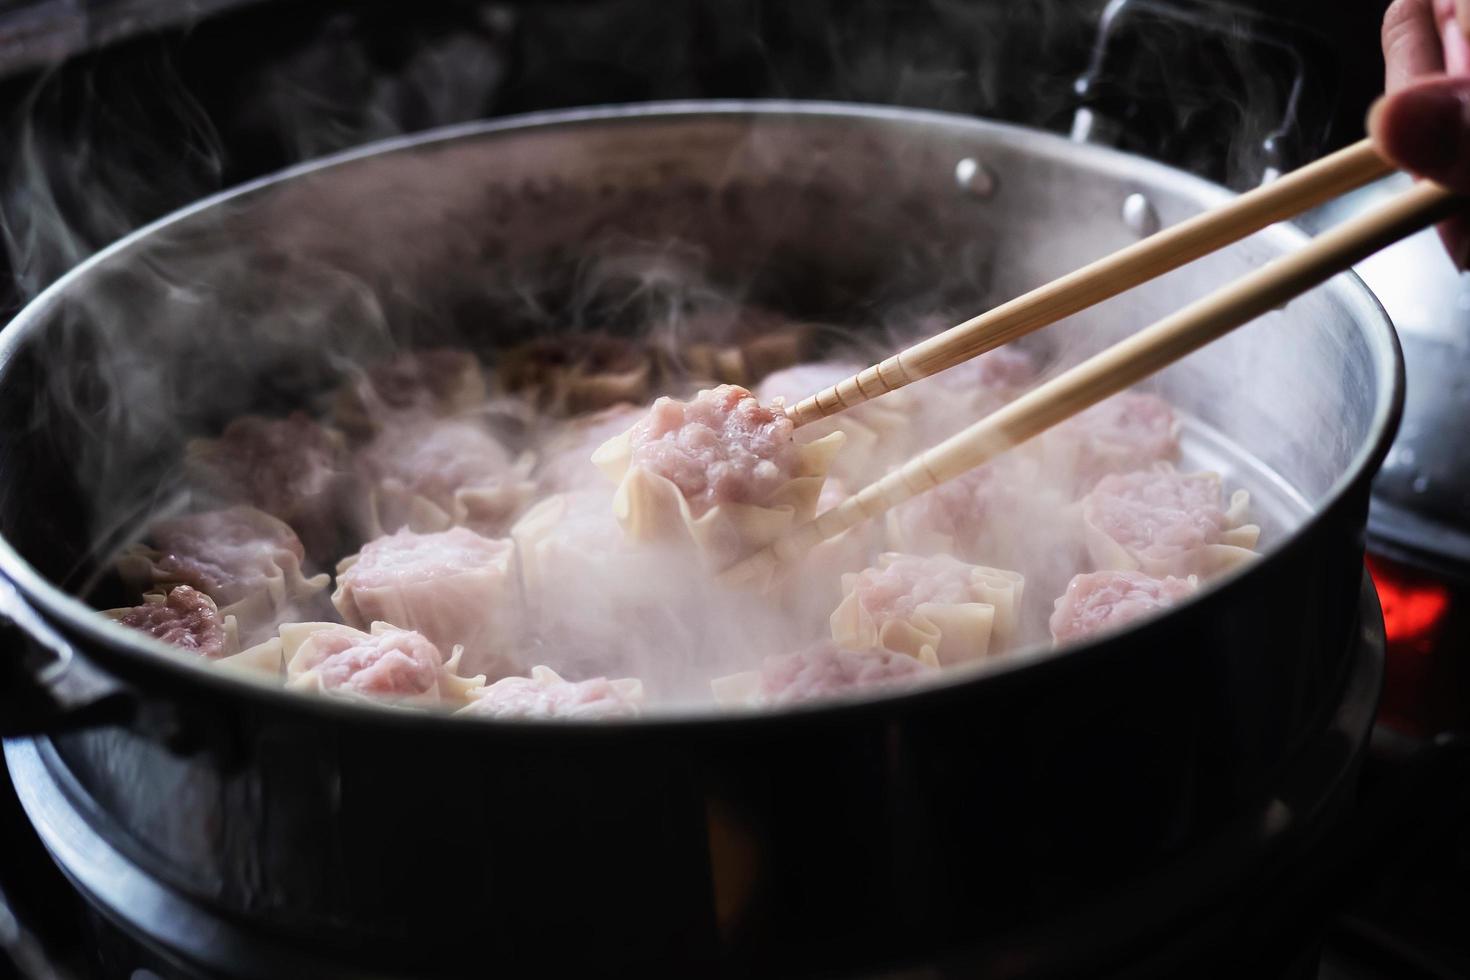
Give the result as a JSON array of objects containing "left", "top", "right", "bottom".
[{"left": 1373, "top": 0, "right": 1470, "bottom": 267}]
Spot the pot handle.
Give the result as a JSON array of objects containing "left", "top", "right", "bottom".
[
  {"left": 1070, "top": 0, "right": 1317, "bottom": 185},
  {"left": 0, "top": 574, "right": 134, "bottom": 736}
]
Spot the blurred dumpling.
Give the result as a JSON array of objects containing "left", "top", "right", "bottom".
[
  {"left": 333, "top": 527, "right": 520, "bottom": 678},
  {"left": 104, "top": 585, "right": 239, "bottom": 660},
  {"left": 240, "top": 621, "right": 483, "bottom": 706},
  {"left": 1081, "top": 465, "right": 1259, "bottom": 577},
  {"left": 352, "top": 416, "right": 536, "bottom": 538},
  {"left": 535, "top": 403, "right": 644, "bottom": 494},
  {"left": 185, "top": 412, "right": 351, "bottom": 562},
  {"left": 331, "top": 347, "right": 488, "bottom": 437},
  {"left": 830, "top": 553, "right": 1024, "bottom": 665},
  {"left": 1049, "top": 569, "right": 1198, "bottom": 645},
  {"left": 711, "top": 640, "right": 936, "bottom": 708},
  {"left": 116, "top": 506, "right": 329, "bottom": 643},
  {"left": 593, "top": 384, "right": 843, "bottom": 566},
  {"left": 457, "top": 665, "right": 643, "bottom": 720},
  {"left": 1043, "top": 392, "right": 1181, "bottom": 495},
  {"left": 497, "top": 334, "right": 654, "bottom": 416}
]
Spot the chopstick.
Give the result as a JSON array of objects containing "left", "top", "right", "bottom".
[
  {"left": 730, "top": 179, "right": 1461, "bottom": 585},
  {"left": 784, "top": 137, "right": 1393, "bottom": 429}
]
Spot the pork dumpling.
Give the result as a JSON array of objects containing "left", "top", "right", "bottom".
[
  {"left": 830, "top": 553, "right": 1025, "bottom": 665},
  {"left": 884, "top": 452, "right": 1074, "bottom": 572},
  {"left": 1043, "top": 392, "right": 1181, "bottom": 495},
  {"left": 185, "top": 412, "right": 351, "bottom": 562},
  {"left": 1081, "top": 465, "right": 1259, "bottom": 577},
  {"left": 456, "top": 665, "right": 644, "bottom": 720},
  {"left": 353, "top": 417, "right": 536, "bottom": 538},
  {"left": 104, "top": 585, "right": 239, "bottom": 660},
  {"left": 116, "top": 506, "right": 330, "bottom": 643},
  {"left": 1049, "top": 570, "right": 1198, "bottom": 645},
  {"left": 910, "top": 344, "right": 1039, "bottom": 442},
  {"left": 332, "top": 527, "right": 519, "bottom": 678},
  {"left": 331, "top": 347, "right": 488, "bottom": 437},
  {"left": 536, "top": 403, "right": 644, "bottom": 494},
  {"left": 243, "top": 621, "right": 483, "bottom": 706},
  {"left": 755, "top": 361, "right": 911, "bottom": 485},
  {"left": 498, "top": 334, "right": 654, "bottom": 416},
  {"left": 711, "top": 640, "right": 937, "bottom": 708},
  {"left": 593, "top": 384, "right": 843, "bottom": 565}
]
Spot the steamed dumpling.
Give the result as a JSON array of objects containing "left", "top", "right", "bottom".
[
  {"left": 712, "top": 640, "right": 937, "bottom": 708},
  {"left": 1080, "top": 465, "right": 1259, "bottom": 577},
  {"left": 353, "top": 416, "right": 536, "bottom": 537},
  {"left": 116, "top": 506, "right": 329, "bottom": 642},
  {"left": 333, "top": 527, "right": 519, "bottom": 678},
  {"left": 1049, "top": 569, "right": 1198, "bottom": 645},
  {"left": 105, "top": 585, "right": 239, "bottom": 660},
  {"left": 185, "top": 412, "right": 351, "bottom": 561},
  {"left": 831, "top": 552, "right": 1024, "bottom": 665},
  {"left": 457, "top": 665, "right": 643, "bottom": 720},
  {"left": 593, "top": 384, "right": 843, "bottom": 565}
]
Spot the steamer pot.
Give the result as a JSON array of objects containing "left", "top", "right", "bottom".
[{"left": 0, "top": 102, "right": 1401, "bottom": 976}]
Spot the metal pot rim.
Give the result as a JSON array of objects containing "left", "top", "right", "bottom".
[{"left": 0, "top": 99, "right": 1405, "bottom": 732}]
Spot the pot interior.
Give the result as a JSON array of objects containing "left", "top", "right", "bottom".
[{"left": 0, "top": 104, "right": 1397, "bottom": 696}]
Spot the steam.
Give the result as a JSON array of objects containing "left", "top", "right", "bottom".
[{"left": 0, "top": 0, "right": 1337, "bottom": 709}]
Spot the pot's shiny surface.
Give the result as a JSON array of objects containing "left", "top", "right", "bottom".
[{"left": 0, "top": 103, "right": 1402, "bottom": 974}]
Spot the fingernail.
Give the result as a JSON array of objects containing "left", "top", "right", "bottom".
[{"left": 1382, "top": 85, "right": 1470, "bottom": 175}]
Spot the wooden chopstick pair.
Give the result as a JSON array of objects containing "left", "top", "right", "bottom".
[{"left": 730, "top": 139, "right": 1462, "bottom": 584}]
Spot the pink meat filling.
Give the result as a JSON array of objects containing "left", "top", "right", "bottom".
[
  {"left": 1050, "top": 570, "right": 1197, "bottom": 644},
  {"left": 755, "top": 641, "right": 936, "bottom": 705},
  {"left": 1056, "top": 392, "right": 1178, "bottom": 487},
  {"left": 148, "top": 507, "right": 304, "bottom": 605},
  {"left": 1085, "top": 469, "right": 1229, "bottom": 561},
  {"left": 628, "top": 384, "right": 799, "bottom": 516},
  {"left": 461, "top": 674, "right": 640, "bottom": 720},
  {"left": 360, "top": 418, "right": 515, "bottom": 508},
  {"left": 343, "top": 527, "right": 512, "bottom": 590},
  {"left": 297, "top": 626, "right": 444, "bottom": 698},
  {"left": 851, "top": 554, "right": 980, "bottom": 622},
  {"left": 114, "top": 586, "right": 230, "bottom": 658}
]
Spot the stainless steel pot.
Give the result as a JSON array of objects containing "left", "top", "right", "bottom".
[{"left": 0, "top": 102, "right": 1401, "bottom": 977}]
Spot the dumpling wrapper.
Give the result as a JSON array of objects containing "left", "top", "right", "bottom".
[
  {"left": 332, "top": 527, "right": 520, "bottom": 679},
  {"left": 1081, "top": 466, "right": 1260, "bottom": 578},
  {"left": 592, "top": 404, "right": 844, "bottom": 568},
  {"left": 830, "top": 553, "right": 1025, "bottom": 666}
]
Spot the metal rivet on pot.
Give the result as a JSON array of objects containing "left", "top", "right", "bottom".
[
  {"left": 1122, "top": 192, "right": 1160, "bottom": 237},
  {"left": 955, "top": 158, "right": 996, "bottom": 198}
]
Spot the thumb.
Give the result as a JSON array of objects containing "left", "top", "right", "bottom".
[{"left": 1371, "top": 75, "right": 1470, "bottom": 191}]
